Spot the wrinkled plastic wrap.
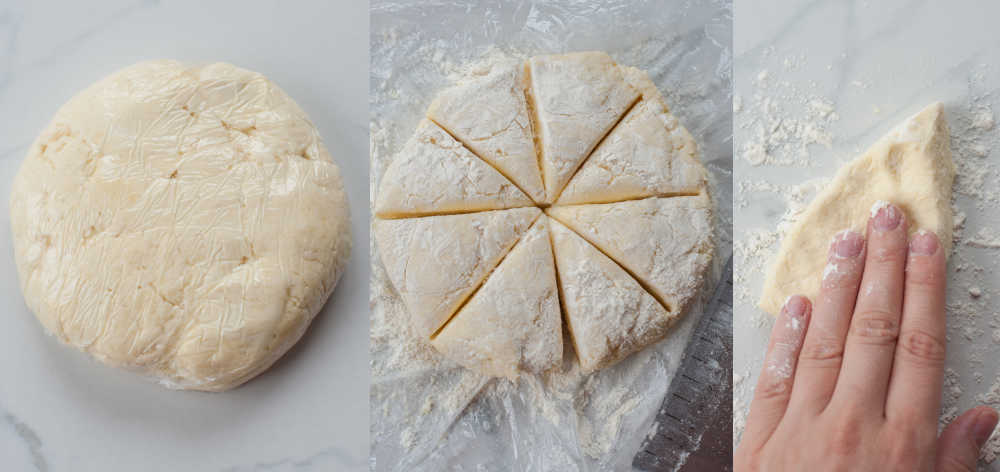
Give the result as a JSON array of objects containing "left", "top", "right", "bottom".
[
  {"left": 9, "top": 60, "right": 353, "bottom": 393},
  {"left": 370, "top": 1, "right": 733, "bottom": 469}
]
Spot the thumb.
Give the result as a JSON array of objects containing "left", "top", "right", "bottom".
[{"left": 936, "top": 406, "right": 999, "bottom": 472}]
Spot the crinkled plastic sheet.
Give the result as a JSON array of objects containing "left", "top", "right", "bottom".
[{"left": 370, "top": 1, "right": 733, "bottom": 470}]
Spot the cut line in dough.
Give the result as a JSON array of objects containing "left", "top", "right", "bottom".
[
  {"left": 557, "top": 68, "right": 707, "bottom": 205},
  {"left": 548, "top": 191, "right": 714, "bottom": 320},
  {"left": 428, "top": 60, "right": 545, "bottom": 203},
  {"left": 427, "top": 117, "right": 539, "bottom": 206},
  {"left": 375, "top": 207, "right": 541, "bottom": 338},
  {"left": 375, "top": 51, "right": 715, "bottom": 378},
  {"left": 375, "top": 119, "right": 533, "bottom": 218},
  {"left": 549, "top": 217, "right": 673, "bottom": 373},
  {"left": 527, "top": 51, "right": 641, "bottom": 203},
  {"left": 431, "top": 216, "right": 561, "bottom": 379}
]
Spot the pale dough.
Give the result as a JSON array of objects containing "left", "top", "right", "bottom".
[
  {"left": 527, "top": 52, "right": 640, "bottom": 203},
  {"left": 431, "top": 216, "right": 561, "bottom": 379},
  {"left": 548, "top": 191, "right": 714, "bottom": 317},
  {"left": 557, "top": 74, "right": 706, "bottom": 205},
  {"left": 374, "top": 118, "right": 532, "bottom": 217},
  {"left": 9, "top": 61, "right": 352, "bottom": 391},
  {"left": 376, "top": 51, "right": 714, "bottom": 378},
  {"left": 759, "top": 102, "right": 954, "bottom": 315},
  {"left": 428, "top": 60, "right": 545, "bottom": 203},
  {"left": 374, "top": 207, "right": 540, "bottom": 338},
  {"left": 549, "top": 219, "right": 671, "bottom": 373}
]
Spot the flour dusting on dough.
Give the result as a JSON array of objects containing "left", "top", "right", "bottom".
[
  {"left": 869, "top": 199, "right": 892, "bottom": 218},
  {"left": 371, "top": 6, "right": 731, "bottom": 466},
  {"left": 735, "top": 57, "right": 1000, "bottom": 463}
]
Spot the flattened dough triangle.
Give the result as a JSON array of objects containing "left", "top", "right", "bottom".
[
  {"left": 759, "top": 102, "right": 954, "bottom": 315},
  {"left": 548, "top": 193, "right": 714, "bottom": 319},
  {"left": 432, "top": 216, "right": 561, "bottom": 379},
  {"left": 375, "top": 207, "right": 541, "bottom": 338},
  {"left": 375, "top": 119, "right": 532, "bottom": 217},
  {"left": 549, "top": 218, "right": 670, "bottom": 373},
  {"left": 428, "top": 61, "right": 545, "bottom": 203},
  {"left": 527, "top": 51, "right": 639, "bottom": 203},
  {"left": 557, "top": 68, "right": 706, "bottom": 205}
]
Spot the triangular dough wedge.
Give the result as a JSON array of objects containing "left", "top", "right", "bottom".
[
  {"left": 549, "top": 218, "right": 671, "bottom": 373},
  {"left": 759, "top": 102, "right": 954, "bottom": 315},
  {"left": 527, "top": 52, "right": 639, "bottom": 202},
  {"left": 428, "top": 61, "right": 545, "bottom": 202},
  {"left": 375, "top": 119, "right": 532, "bottom": 217},
  {"left": 375, "top": 207, "right": 541, "bottom": 337},
  {"left": 432, "top": 216, "right": 561, "bottom": 379},
  {"left": 548, "top": 193, "right": 714, "bottom": 318},
  {"left": 557, "top": 68, "right": 706, "bottom": 205}
]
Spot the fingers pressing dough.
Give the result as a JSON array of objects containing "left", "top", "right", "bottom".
[{"left": 759, "top": 103, "right": 954, "bottom": 315}]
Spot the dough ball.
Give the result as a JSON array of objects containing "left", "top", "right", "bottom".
[{"left": 9, "top": 61, "right": 351, "bottom": 391}]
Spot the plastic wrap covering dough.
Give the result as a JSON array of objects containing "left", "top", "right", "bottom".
[
  {"left": 371, "top": 0, "right": 732, "bottom": 469},
  {"left": 9, "top": 61, "right": 352, "bottom": 392},
  {"left": 759, "top": 103, "right": 955, "bottom": 315}
]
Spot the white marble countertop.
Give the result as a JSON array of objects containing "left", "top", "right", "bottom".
[
  {"left": 0, "top": 1, "right": 369, "bottom": 471},
  {"left": 735, "top": 0, "right": 1000, "bottom": 468}
]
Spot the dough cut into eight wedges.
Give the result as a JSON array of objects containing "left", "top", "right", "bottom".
[{"left": 375, "top": 51, "right": 714, "bottom": 379}]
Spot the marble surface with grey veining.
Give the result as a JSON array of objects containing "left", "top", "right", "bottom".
[
  {"left": 735, "top": 0, "right": 1000, "bottom": 468},
  {"left": 0, "top": 1, "right": 368, "bottom": 470}
]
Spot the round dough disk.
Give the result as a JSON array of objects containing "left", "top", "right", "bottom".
[
  {"left": 9, "top": 61, "right": 351, "bottom": 391},
  {"left": 375, "top": 52, "right": 713, "bottom": 379}
]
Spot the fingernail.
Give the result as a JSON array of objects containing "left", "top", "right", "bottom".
[
  {"left": 972, "top": 408, "right": 999, "bottom": 446},
  {"left": 782, "top": 295, "right": 807, "bottom": 319},
  {"left": 910, "top": 230, "right": 939, "bottom": 255},
  {"left": 831, "top": 230, "right": 864, "bottom": 258},
  {"left": 871, "top": 200, "right": 902, "bottom": 231}
]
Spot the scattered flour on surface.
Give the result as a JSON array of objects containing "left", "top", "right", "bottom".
[
  {"left": 941, "top": 368, "right": 964, "bottom": 433},
  {"left": 973, "top": 106, "right": 995, "bottom": 131},
  {"left": 736, "top": 55, "right": 1000, "bottom": 469},
  {"left": 736, "top": 64, "right": 839, "bottom": 167},
  {"left": 967, "top": 227, "right": 1000, "bottom": 249},
  {"left": 734, "top": 229, "right": 778, "bottom": 321}
]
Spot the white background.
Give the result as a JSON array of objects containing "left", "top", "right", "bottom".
[{"left": 0, "top": 1, "right": 369, "bottom": 470}]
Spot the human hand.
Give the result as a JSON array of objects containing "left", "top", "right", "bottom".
[{"left": 736, "top": 202, "right": 999, "bottom": 471}]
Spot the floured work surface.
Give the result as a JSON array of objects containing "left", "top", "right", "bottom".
[
  {"left": 731, "top": 5, "right": 1000, "bottom": 467},
  {"left": 370, "top": 1, "right": 733, "bottom": 470}
]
